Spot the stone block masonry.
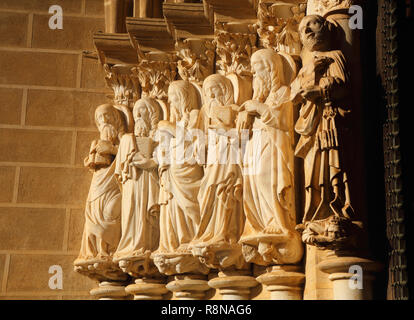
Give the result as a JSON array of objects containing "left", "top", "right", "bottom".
[{"left": 0, "top": 0, "right": 110, "bottom": 300}]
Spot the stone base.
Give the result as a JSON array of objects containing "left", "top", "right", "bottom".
[
  {"left": 166, "top": 274, "right": 211, "bottom": 300},
  {"left": 90, "top": 281, "right": 131, "bottom": 300},
  {"left": 208, "top": 269, "right": 259, "bottom": 300},
  {"left": 256, "top": 265, "right": 305, "bottom": 300},
  {"left": 126, "top": 277, "right": 169, "bottom": 300},
  {"left": 318, "top": 255, "right": 383, "bottom": 300}
]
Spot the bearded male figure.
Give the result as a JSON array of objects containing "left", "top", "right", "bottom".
[
  {"left": 189, "top": 74, "right": 245, "bottom": 270},
  {"left": 238, "top": 49, "right": 303, "bottom": 266},
  {"left": 291, "top": 15, "right": 361, "bottom": 250},
  {"left": 152, "top": 80, "right": 209, "bottom": 276},
  {"left": 74, "top": 104, "right": 126, "bottom": 281},
  {"left": 113, "top": 97, "right": 161, "bottom": 276}
]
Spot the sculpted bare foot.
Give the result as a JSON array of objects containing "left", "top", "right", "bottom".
[{"left": 263, "top": 224, "right": 283, "bottom": 234}]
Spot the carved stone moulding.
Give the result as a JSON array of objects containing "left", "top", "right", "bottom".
[
  {"left": 93, "top": 32, "right": 139, "bottom": 65},
  {"left": 126, "top": 17, "right": 176, "bottom": 53},
  {"left": 73, "top": 256, "right": 129, "bottom": 283},
  {"left": 256, "top": 1, "right": 307, "bottom": 55},
  {"left": 163, "top": 2, "right": 214, "bottom": 39},
  {"left": 240, "top": 232, "right": 304, "bottom": 266},
  {"left": 113, "top": 249, "right": 160, "bottom": 278},
  {"left": 204, "top": 0, "right": 259, "bottom": 23},
  {"left": 152, "top": 252, "right": 210, "bottom": 276},
  {"left": 191, "top": 242, "right": 247, "bottom": 271}
]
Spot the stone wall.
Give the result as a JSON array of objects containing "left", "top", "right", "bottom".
[{"left": 0, "top": 0, "right": 111, "bottom": 300}]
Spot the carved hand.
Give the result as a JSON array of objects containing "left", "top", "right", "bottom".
[
  {"left": 299, "top": 85, "right": 322, "bottom": 102},
  {"left": 242, "top": 100, "right": 268, "bottom": 116}
]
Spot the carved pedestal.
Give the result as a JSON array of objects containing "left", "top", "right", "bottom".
[
  {"left": 318, "top": 256, "right": 383, "bottom": 300},
  {"left": 166, "top": 274, "right": 211, "bottom": 300},
  {"left": 208, "top": 270, "right": 259, "bottom": 300},
  {"left": 125, "top": 277, "right": 169, "bottom": 300},
  {"left": 256, "top": 265, "right": 305, "bottom": 300},
  {"left": 90, "top": 281, "right": 131, "bottom": 300}
]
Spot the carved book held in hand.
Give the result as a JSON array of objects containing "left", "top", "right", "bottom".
[
  {"left": 85, "top": 140, "right": 114, "bottom": 168},
  {"left": 135, "top": 137, "right": 154, "bottom": 159}
]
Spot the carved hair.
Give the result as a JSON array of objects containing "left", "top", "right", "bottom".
[
  {"left": 94, "top": 104, "right": 125, "bottom": 141},
  {"left": 251, "top": 49, "right": 285, "bottom": 87},
  {"left": 202, "top": 74, "right": 234, "bottom": 106},
  {"left": 133, "top": 97, "right": 160, "bottom": 137},
  {"left": 168, "top": 80, "right": 199, "bottom": 121}
]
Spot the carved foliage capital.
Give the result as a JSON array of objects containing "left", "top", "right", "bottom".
[
  {"left": 175, "top": 39, "right": 216, "bottom": 85},
  {"left": 214, "top": 22, "right": 258, "bottom": 76},
  {"left": 307, "top": 0, "right": 354, "bottom": 16},
  {"left": 257, "top": 2, "right": 306, "bottom": 55},
  {"left": 132, "top": 58, "right": 177, "bottom": 101},
  {"left": 104, "top": 64, "right": 140, "bottom": 109}
]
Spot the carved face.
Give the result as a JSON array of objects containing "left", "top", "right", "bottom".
[
  {"left": 168, "top": 90, "right": 182, "bottom": 121},
  {"left": 252, "top": 60, "right": 271, "bottom": 102},
  {"left": 299, "top": 15, "right": 328, "bottom": 52},
  {"left": 133, "top": 101, "right": 151, "bottom": 137},
  {"left": 95, "top": 105, "right": 118, "bottom": 142},
  {"left": 204, "top": 82, "right": 225, "bottom": 108}
]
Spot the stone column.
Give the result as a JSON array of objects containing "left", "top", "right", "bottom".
[
  {"left": 256, "top": 265, "right": 305, "bottom": 300},
  {"left": 90, "top": 281, "right": 131, "bottom": 300},
  {"left": 125, "top": 277, "right": 169, "bottom": 300},
  {"left": 208, "top": 270, "right": 259, "bottom": 300},
  {"left": 166, "top": 274, "right": 211, "bottom": 300},
  {"left": 318, "top": 256, "right": 383, "bottom": 300}
]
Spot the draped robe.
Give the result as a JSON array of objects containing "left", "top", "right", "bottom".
[
  {"left": 113, "top": 134, "right": 160, "bottom": 260},
  {"left": 242, "top": 86, "right": 297, "bottom": 235},
  {"left": 78, "top": 155, "right": 121, "bottom": 261}
]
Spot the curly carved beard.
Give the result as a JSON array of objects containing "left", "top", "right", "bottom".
[
  {"left": 100, "top": 123, "right": 118, "bottom": 143},
  {"left": 253, "top": 73, "right": 271, "bottom": 103},
  {"left": 134, "top": 118, "right": 150, "bottom": 137}
]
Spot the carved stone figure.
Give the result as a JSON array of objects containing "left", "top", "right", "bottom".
[
  {"left": 74, "top": 104, "right": 127, "bottom": 281},
  {"left": 153, "top": 80, "right": 209, "bottom": 276},
  {"left": 237, "top": 49, "right": 303, "bottom": 266},
  {"left": 113, "top": 97, "right": 161, "bottom": 277},
  {"left": 189, "top": 74, "right": 245, "bottom": 270},
  {"left": 292, "top": 15, "right": 361, "bottom": 250}
]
